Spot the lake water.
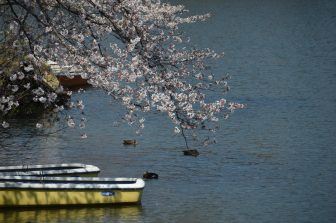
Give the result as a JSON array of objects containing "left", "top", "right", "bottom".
[{"left": 1, "top": 0, "right": 336, "bottom": 222}]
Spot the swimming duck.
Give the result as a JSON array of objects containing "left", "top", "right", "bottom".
[
  {"left": 183, "top": 149, "right": 200, "bottom": 157},
  {"left": 123, "top": 139, "right": 137, "bottom": 145},
  {"left": 143, "top": 171, "right": 159, "bottom": 179}
]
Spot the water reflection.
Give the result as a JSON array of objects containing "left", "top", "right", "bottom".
[
  {"left": 0, "top": 114, "right": 69, "bottom": 165},
  {"left": 0, "top": 205, "right": 142, "bottom": 223}
]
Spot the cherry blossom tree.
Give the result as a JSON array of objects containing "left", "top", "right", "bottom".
[{"left": 0, "top": 0, "right": 244, "bottom": 148}]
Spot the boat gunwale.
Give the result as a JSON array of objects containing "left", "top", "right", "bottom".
[
  {"left": 0, "top": 178, "right": 135, "bottom": 184},
  {"left": 0, "top": 163, "right": 100, "bottom": 176},
  {"left": 0, "top": 177, "right": 145, "bottom": 190},
  {"left": 0, "top": 175, "right": 139, "bottom": 181},
  {"left": 0, "top": 186, "right": 144, "bottom": 191}
]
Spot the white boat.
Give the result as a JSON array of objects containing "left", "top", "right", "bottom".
[{"left": 0, "top": 163, "right": 100, "bottom": 177}]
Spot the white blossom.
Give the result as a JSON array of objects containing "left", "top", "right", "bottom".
[
  {"left": 18, "top": 72, "right": 25, "bottom": 80},
  {"left": 80, "top": 133, "right": 87, "bottom": 139},
  {"left": 67, "top": 118, "right": 75, "bottom": 128},
  {"left": 9, "top": 74, "right": 17, "bottom": 81},
  {"left": 48, "top": 93, "right": 57, "bottom": 102},
  {"left": 11, "top": 85, "right": 19, "bottom": 92},
  {"left": 79, "top": 121, "right": 85, "bottom": 129},
  {"left": 23, "top": 65, "right": 34, "bottom": 72},
  {"left": 77, "top": 100, "right": 84, "bottom": 110},
  {"left": 1, "top": 121, "right": 9, "bottom": 128},
  {"left": 23, "top": 83, "right": 31, "bottom": 89},
  {"left": 32, "top": 87, "right": 45, "bottom": 96},
  {"left": 39, "top": 97, "right": 47, "bottom": 103}
]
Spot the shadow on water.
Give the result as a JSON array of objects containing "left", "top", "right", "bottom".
[{"left": 0, "top": 205, "right": 142, "bottom": 223}]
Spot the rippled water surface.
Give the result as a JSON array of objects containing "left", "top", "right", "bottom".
[{"left": 1, "top": 0, "right": 336, "bottom": 222}]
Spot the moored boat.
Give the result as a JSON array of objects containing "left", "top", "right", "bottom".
[
  {"left": 57, "top": 75, "right": 90, "bottom": 88},
  {"left": 0, "top": 176, "right": 145, "bottom": 207},
  {"left": 0, "top": 163, "right": 100, "bottom": 177},
  {"left": 46, "top": 60, "right": 90, "bottom": 89}
]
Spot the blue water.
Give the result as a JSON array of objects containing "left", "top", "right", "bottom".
[{"left": 1, "top": 0, "right": 336, "bottom": 222}]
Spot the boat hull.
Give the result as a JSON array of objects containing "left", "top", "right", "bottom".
[
  {"left": 0, "top": 189, "right": 143, "bottom": 207},
  {"left": 57, "top": 75, "right": 89, "bottom": 88},
  {"left": 0, "top": 176, "right": 145, "bottom": 207}
]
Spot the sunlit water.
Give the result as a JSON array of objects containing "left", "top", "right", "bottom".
[{"left": 1, "top": 0, "right": 336, "bottom": 222}]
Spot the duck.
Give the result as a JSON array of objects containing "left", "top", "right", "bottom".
[
  {"left": 183, "top": 149, "right": 200, "bottom": 157},
  {"left": 123, "top": 139, "right": 137, "bottom": 145},
  {"left": 143, "top": 171, "right": 159, "bottom": 179}
]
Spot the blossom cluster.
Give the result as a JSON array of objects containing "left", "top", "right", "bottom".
[
  {"left": 0, "top": 54, "right": 68, "bottom": 128},
  {"left": 0, "top": 0, "right": 245, "bottom": 145}
]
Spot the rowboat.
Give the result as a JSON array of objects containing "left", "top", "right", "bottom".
[
  {"left": 46, "top": 60, "right": 90, "bottom": 89},
  {"left": 0, "top": 163, "right": 100, "bottom": 177},
  {"left": 0, "top": 176, "right": 145, "bottom": 207}
]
